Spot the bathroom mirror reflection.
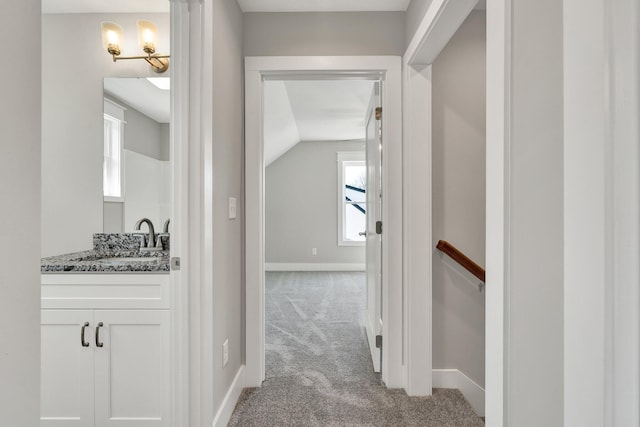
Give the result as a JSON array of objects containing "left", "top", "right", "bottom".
[
  {"left": 41, "top": 12, "right": 171, "bottom": 259},
  {"left": 102, "top": 77, "right": 171, "bottom": 234}
]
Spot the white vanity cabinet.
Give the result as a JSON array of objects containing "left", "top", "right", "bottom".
[
  {"left": 41, "top": 310, "right": 94, "bottom": 427},
  {"left": 41, "top": 274, "right": 171, "bottom": 427}
]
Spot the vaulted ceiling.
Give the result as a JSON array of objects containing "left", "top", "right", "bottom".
[
  {"left": 104, "top": 78, "right": 170, "bottom": 123},
  {"left": 264, "top": 80, "right": 375, "bottom": 165}
]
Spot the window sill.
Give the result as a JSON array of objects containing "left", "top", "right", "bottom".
[{"left": 104, "top": 196, "right": 124, "bottom": 203}]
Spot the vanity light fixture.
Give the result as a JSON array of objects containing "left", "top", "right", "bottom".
[{"left": 101, "top": 20, "right": 170, "bottom": 73}]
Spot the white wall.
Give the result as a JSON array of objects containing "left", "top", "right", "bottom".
[
  {"left": 0, "top": 2, "right": 41, "bottom": 425},
  {"left": 431, "top": 11, "right": 486, "bottom": 387},
  {"left": 243, "top": 12, "right": 405, "bottom": 56},
  {"left": 41, "top": 13, "right": 169, "bottom": 257},
  {"left": 123, "top": 150, "right": 170, "bottom": 234},
  {"left": 507, "top": 0, "right": 565, "bottom": 425},
  {"left": 210, "top": 0, "right": 245, "bottom": 420},
  {"left": 563, "top": 0, "right": 640, "bottom": 425},
  {"left": 265, "top": 141, "right": 366, "bottom": 265}
]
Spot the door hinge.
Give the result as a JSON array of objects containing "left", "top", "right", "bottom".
[
  {"left": 170, "top": 257, "right": 181, "bottom": 270},
  {"left": 375, "top": 334, "right": 382, "bottom": 348},
  {"left": 375, "top": 107, "right": 382, "bottom": 121},
  {"left": 376, "top": 221, "right": 382, "bottom": 235}
]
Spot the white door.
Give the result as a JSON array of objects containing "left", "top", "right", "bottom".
[
  {"left": 41, "top": 310, "right": 94, "bottom": 427},
  {"left": 364, "top": 82, "right": 383, "bottom": 372},
  {"left": 93, "top": 310, "right": 171, "bottom": 427}
]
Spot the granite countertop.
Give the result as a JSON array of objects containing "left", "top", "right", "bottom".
[{"left": 41, "top": 233, "right": 170, "bottom": 274}]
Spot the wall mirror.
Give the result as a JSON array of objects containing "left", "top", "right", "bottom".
[
  {"left": 102, "top": 77, "right": 171, "bottom": 234},
  {"left": 41, "top": 12, "right": 170, "bottom": 258}
]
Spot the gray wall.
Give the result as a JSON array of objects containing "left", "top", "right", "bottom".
[
  {"left": 405, "top": 0, "right": 433, "bottom": 48},
  {"left": 0, "top": 2, "right": 41, "bottom": 425},
  {"left": 103, "top": 201, "right": 123, "bottom": 233},
  {"left": 432, "top": 11, "right": 486, "bottom": 387},
  {"left": 112, "top": 96, "right": 170, "bottom": 161},
  {"left": 159, "top": 123, "right": 170, "bottom": 161},
  {"left": 508, "top": 0, "right": 564, "bottom": 425},
  {"left": 266, "top": 141, "right": 366, "bottom": 265},
  {"left": 42, "top": 13, "right": 169, "bottom": 257},
  {"left": 244, "top": 12, "right": 405, "bottom": 56},
  {"left": 211, "top": 0, "right": 245, "bottom": 419}
]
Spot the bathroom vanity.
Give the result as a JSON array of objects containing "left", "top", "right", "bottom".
[{"left": 40, "top": 234, "right": 172, "bottom": 427}]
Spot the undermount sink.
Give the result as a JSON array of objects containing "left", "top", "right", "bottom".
[{"left": 99, "top": 257, "right": 161, "bottom": 263}]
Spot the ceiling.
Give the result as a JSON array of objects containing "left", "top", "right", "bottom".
[
  {"left": 42, "top": 0, "right": 169, "bottom": 13},
  {"left": 264, "top": 80, "right": 374, "bottom": 165},
  {"left": 237, "top": 0, "right": 410, "bottom": 12},
  {"left": 42, "top": 0, "right": 413, "bottom": 13},
  {"left": 104, "top": 78, "right": 170, "bottom": 123},
  {"left": 43, "top": 0, "right": 484, "bottom": 14}
]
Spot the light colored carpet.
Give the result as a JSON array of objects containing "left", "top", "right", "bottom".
[{"left": 228, "top": 271, "right": 484, "bottom": 426}]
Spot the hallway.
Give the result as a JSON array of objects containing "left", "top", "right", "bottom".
[{"left": 229, "top": 271, "right": 484, "bottom": 426}]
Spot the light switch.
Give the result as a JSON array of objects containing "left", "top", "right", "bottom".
[{"left": 228, "top": 197, "right": 237, "bottom": 219}]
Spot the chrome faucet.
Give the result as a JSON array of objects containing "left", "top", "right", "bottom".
[{"left": 134, "top": 218, "right": 157, "bottom": 250}]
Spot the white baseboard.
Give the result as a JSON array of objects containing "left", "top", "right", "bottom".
[
  {"left": 432, "top": 369, "right": 485, "bottom": 417},
  {"left": 265, "top": 263, "right": 365, "bottom": 271},
  {"left": 212, "top": 365, "right": 245, "bottom": 427}
]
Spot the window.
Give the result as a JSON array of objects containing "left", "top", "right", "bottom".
[
  {"left": 103, "top": 98, "right": 126, "bottom": 201},
  {"left": 338, "top": 152, "right": 366, "bottom": 246}
]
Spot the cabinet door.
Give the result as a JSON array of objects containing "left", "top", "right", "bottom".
[
  {"left": 41, "top": 310, "right": 94, "bottom": 427},
  {"left": 94, "top": 310, "right": 171, "bottom": 427}
]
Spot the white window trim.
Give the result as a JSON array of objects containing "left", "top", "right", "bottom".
[
  {"left": 337, "top": 151, "right": 366, "bottom": 247},
  {"left": 103, "top": 98, "right": 126, "bottom": 202}
]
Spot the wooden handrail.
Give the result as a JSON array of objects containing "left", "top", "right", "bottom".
[{"left": 436, "top": 240, "right": 485, "bottom": 282}]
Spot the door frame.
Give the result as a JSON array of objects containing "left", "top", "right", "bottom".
[
  {"left": 244, "top": 56, "right": 404, "bottom": 389},
  {"left": 170, "top": 0, "right": 209, "bottom": 426}
]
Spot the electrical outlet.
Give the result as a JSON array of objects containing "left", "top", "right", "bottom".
[
  {"left": 312, "top": 247, "right": 317, "bottom": 256},
  {"left": 222, "top": 339, "right": 229, "bottom": 367}
]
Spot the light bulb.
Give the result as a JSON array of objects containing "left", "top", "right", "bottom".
[
  {"left": 107, "top": 30, "right": 119, "bottom": 45},
  {"left": 143, "top": 29, "right": 154, "bottom": 44},
  {"left": 101, "top": 22, "right": 123, "bottom": 56},
  {"left": 137, "top": 20, "right": 158, "bottom": 54}
]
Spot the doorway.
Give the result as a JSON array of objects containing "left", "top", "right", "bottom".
[
  {"left": 244, "top": 56, "right": 404, "bottom": 389},
  {"left": 261, "top": 77, "right": 379, "bottom": 381}
]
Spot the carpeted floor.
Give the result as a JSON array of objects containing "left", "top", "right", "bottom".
[{"left": 228, "top": 271, "right": 484, "bottom": 426}]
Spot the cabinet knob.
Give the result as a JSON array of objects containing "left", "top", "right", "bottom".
[
  {"left": 95, "top": 322, "right": 104, "bottom": 348},
  {"left": 80, "top": 322, "right": 90, "bottom": 347}
]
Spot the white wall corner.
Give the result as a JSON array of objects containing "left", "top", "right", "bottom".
[
  {"left": 212, "top": 365, "right": 245, "bottom": 427},
  {"left": 432, "top": 369, "right": 485, "bottom": 417}
]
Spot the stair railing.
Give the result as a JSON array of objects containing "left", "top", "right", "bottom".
[{"left": 435, "top": 240, "right": 485, "bottom": 286}]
